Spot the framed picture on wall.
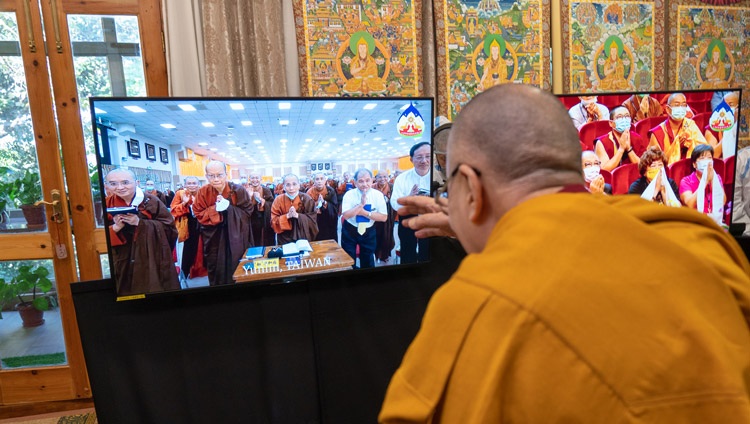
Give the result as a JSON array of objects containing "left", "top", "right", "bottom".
[
  {"left": 325, "top": 163, "right": 330, "bottom": 170},
  {"left": 128, "top": 138, "right": 141, "bottom": 158},
  {"left": 159, "top": 147, "right": 169, "bottom": 164},
  {"left": 145, "top": 143, "right": 156, "bottom": 161},
  {"left": 311, "top": 163, "right": 317, "bottom": 171}
]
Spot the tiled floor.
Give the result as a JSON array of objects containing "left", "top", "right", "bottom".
[{"left": 0, "top": 308, "right": 67, "bottom": 366}]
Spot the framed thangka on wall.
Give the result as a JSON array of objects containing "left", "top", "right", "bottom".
[
  {"left": 560, "top": 0, "right": 665, "bottom": 93},
  {"left": 669, "top": 1, "right": 750, "bottom": 141},
  {"left": 292, "top": 0, "right": 421, "bottom": 97},
  {"left": 435, "top": 0, "right": 551, "bottom": 119}
]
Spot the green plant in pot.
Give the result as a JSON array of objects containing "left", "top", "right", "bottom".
[
  {"left": 0, "top": 166, "right": 16, "bottom": 230},
  {"left": 0, "top": 265, "right": 53, "bottom": 327},
  {"left": 12, "top": 169, "right": 46, "bottom": 229}
]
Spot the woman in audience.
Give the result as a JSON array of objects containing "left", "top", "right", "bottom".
[
  {"left": 628, "top": 147, "right": 680, "bottom": 206},
  {"left": 679, "top": 144, "right": 726, "bottom": 224}
]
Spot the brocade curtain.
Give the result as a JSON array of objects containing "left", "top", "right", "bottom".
[
  {"left": 201, "top": 0, "right": 288, "bottom": 96},
  {"left": 421, "top": 0, "right": 437, "bottom": 104}
]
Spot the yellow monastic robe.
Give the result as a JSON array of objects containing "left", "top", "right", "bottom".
[{"left": 380, "top": 193, "right": 750, "bottom": 423}]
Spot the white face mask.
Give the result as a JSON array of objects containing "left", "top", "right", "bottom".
[
  {"left": 583, "top": 166, "right": 600, "bottom": 182},
  {"left": 670, "top": 106, "right": 687, "bottom": 120},
  {"left": 581, "top": 98, "right": 596, "bottom": 106},
  {"left": 696, "top": 158, "right": 711, "bottom": 173}
]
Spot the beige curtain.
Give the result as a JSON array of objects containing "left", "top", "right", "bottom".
[
  {"left": 421, "top": 0, "right": 437, "bottom": 104},
  {"left": 162, "top": 0, "right": 206, "bottom": 96},
  {"left": 201, "top": 0, "right": 288, "bottom": 96}
]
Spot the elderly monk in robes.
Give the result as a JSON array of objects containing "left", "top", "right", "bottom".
[
  {"left": 245, "top": 171, "right": 275, "bottom": 247},
  {"left": 306, "top": 172, "right": 339, "bottom": 241},
  {"left": 105, "top": 168, "right": 179, "bottom": 296},
  {"left": 380, "top": 84, "right": 750, "bottom": 423},
  {"left": 373, "top": 171, "right": 395, "bottom": 262},
  {"left": 170, "top": 176, "right": 207, "bottom": 282},
  {"left": 271, "top": 174, "right": 318, "bottom": 244},
  {"left": 192, "top": 161, "right": 253, "bottom": 286}
]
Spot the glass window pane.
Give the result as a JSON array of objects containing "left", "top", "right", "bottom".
[
  {"left": 115, "top": 16, "right": 140, "bottom": 43},
  {"left": 0, "top": 13, "right": 45, "bottom": 233},
  {"left": 0, "top": 260, "right": 67, "bottom": 369},
  {"left": 123, "top": 57, "right": 146, "bottom": 97},
  {"left": 67, "top": 15, "right": 104, "bottom": 42}
]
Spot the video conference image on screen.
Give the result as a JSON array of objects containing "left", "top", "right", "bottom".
[
  {"left": 90, "top": 97, "right": 434, "bottom": 298},
  {"left": 560, "top": 88, "right": 742, "bottom": 229}
]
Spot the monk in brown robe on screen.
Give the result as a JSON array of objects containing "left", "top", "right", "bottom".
[
  {"left": 192, "top": 161, "right": 254, "bottom": 286},
  {"left": 271, "top": 174, "right": 318, "bottom": 244},
  {"left": 105, "top": 168, "right": 179, "bottom": 296},
  {"left": 307, "top": 171, "right": 339, "bottom": 241}
]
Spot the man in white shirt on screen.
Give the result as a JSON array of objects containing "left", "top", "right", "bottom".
[
  {"left": 568, "top": 95, "right": 610, "bottom": 131},
  {"left": 341, "top": 168, "right": 388, "bottom": 269},
  {"left": 391, "top": 142, "right": 432, "bottom": 264}
]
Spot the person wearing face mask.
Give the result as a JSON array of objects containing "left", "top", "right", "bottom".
[
  {"left": 679, "top": 144, "right": 726, "bottom": 225},
  {"left": 704, "top": 91, "right": 740, "bottom": 159},
  {"left": 594, "top": 106, "right": 645, "bottom": 171},
  {"left": 144, "top": 179, "right": 168, "bottom": 206},
  {"left": 628, "top": 147, "right": 681, "bottom": 206},
  {"left": 648, "top": 92, "right": 708, "bottom": 166},
  {"left": 581, "top": 151, "right": 611, "bottom": 194},
  {"left": 270, "top": 174, "right": 318, "bottom": 245},
  {"left": 568, "top": 95, "right": 610, "bottom": 130}
]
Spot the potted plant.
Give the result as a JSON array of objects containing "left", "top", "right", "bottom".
[
  {"left": 0, "top": 168, "right": 12, "bottom": 230},
  {"left": 0, "top": 265, "right": 53, "bottom": 327},
  {"left": 12, "top": 168, "right": 46, "bottom": 229}
]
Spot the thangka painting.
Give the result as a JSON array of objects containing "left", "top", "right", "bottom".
[
  {"left": 670, "top": 2, "right": 750, "bottom": 141},
  {"left": 435, "top": 0, "right": 551, "bottom": 119},
  {"left": 560, "top": 0, "right": 665, "bottom": 93},
  {"left": 292, "top": 0, "right": 421, "bottom": 97}
]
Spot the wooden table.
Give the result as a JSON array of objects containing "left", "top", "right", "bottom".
[{"left": 232, "top": 239, "right": 354, "bottom": 284}]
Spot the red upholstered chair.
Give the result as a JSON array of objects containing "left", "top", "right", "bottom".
[
  {"left": 691, "top": 112, "right": 712, "bottom": 133},
  {"left": 579, "top": 120, "right": 613, "bottom": 152},
  {"left": 599, "top": 169, "right": 612, "bottom": 185},
  {"left": 562, "top": 96, "right": 581, "bottom": 109},
  {"left": 599, "top": 94, "right": 621, "bottom": 109},
  {"left": 611, "top": 163, "right": 640, "bottom": 195},
  {"left": 635, "top": 116, "right": 667, "bottom": 145}
]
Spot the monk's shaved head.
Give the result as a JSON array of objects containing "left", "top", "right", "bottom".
[
  {"left": 105, "top": 168, "right": 136, "bottom": 181},
  {"left": 448, "top": 84, "right": 582, "bottom": 190}
]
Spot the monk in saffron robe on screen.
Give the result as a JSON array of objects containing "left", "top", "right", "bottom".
[
  {"left": 307, "top": 171, "right": 339, "bottom": 241},
  {"left": 648, "top": 92, "right": 708, "bottom": 166},
  {"left": 192, "top": 161, "right": 253, "bottom": 286},
  {"left": 271, "top": 174, "right": 318, "bottom": 244},
  {"left": 170, "top": 176, "right": 207, "bottom": 282},
  {"left": 373, "top": 171, "right": 395, "bottom": 262},
  {"left": 105, "top": 168, "right": 179, "bottom": 296}
]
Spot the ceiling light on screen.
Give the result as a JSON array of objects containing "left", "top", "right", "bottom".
[
  {"left": 278, "top": 102, "right": 291, "bottom": 110},
  {"left": 254, "top": 139, "right": 262, "bottom": 144},
  {"left": 314, "top": 119, "right": 325, "bottom": 125},
  {"left": 202, "top": 122, "right": 215, "bottom": 127},
  {"left": 94, "top": 107, "right": 107, "bottom": 114},
  {"left": 347, "top": 119, "right": 357, "bottom": 125},
  {"left": 378, "top": 119, "right": 389, "bottom": 125},
  {"left": 160, "top": 123, "right": 176, "bottom": 129},
  {"left": 329, "top": 138, "right": 336, "bottom": 141},
  {"left": 210, "top": 148, "right": 218, "bottom": 152},
  {"left": 280, "top": 139, "right": 288, "bottom": 144},
  {"left": 305, "top": 138, "right": 312, "bottom": 142},
  {"left": 279, "top": 120, "right": 289, "bottom": 126},
  {"left": 198, "top": 142, "right": 209, "bottom": 146},
  {"left": 241, "top": 120, "right": 253, "bottom": 126},
  {"left": 226, "top": 141, "right": 235, "bottom": 145},
  {"left": 124, "top": 105, "right": 146, "bottom": 113},
  {"left": 178, "top": 104, "right": 196, "bottom": 112},
  {"left": 363, "top": 103, "right": 377, "bottom": 110},
  {"left": 323, "top": 102, "right": 336, "bottom": 109},
  {"left": 373, "top": 137, "right": 382, "bottom": 141},
  {"left": 229, "top": 103, "right": 244, "bottom": 110}
]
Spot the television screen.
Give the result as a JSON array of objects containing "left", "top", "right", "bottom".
[
  {"left": 559, "top": 89, "right": 741, "bottom": 228},
  {"left": 90, "top": 97, "right": 434, "bottom": 298}
]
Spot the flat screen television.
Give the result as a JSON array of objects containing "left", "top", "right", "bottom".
[
  {"left": 558, "top": 89, "right": 742, "bottom": 229},
  {"left": 90, "top": 97, "right": 434, "bottom": 299}
]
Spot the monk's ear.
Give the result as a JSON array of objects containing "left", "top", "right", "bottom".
[{"left": 463, "top": 166, "right": 485, "bottom": 224}]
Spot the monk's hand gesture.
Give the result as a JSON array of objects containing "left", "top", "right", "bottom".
[
  {"left": 112, "top": 214, "right": 126, "bottom": 232},
  {"left": 654, "top": 169, "right": 663, "bottom": 193},
  {"left": 590, "top": 175, "right": 605, "bottom": 194},
  {"left": 707, "top": 161, "right": 715, "bottom": 181},
  {"left": 621, "top": 131, "right": 632, "bottom": 151},
  {"left": 181, "top": 193, "right": 191, "bottom": 204},
  {"left": 409, "top": 184, "right": 420, "bottom": 196},
  {"left": 121, "top": 213, "right": 139, "bottom": 227},
  {"left": 679, "top": 133, "right": 691, "bottom": 148},
  {"left": 216, "top": 194, "right": 224, "bottom": 203},
  {"left": 287, "top": 206, "right": 298, "bottom": 219},
  {"left": 360, "top": 192, "right": 368, "bottom": 206},
  {"left": 640, "top": 96, "right": 650, "bottom": 114},
  {"left": 586, "top": 103, "right": 599, "bottom": 120}
]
